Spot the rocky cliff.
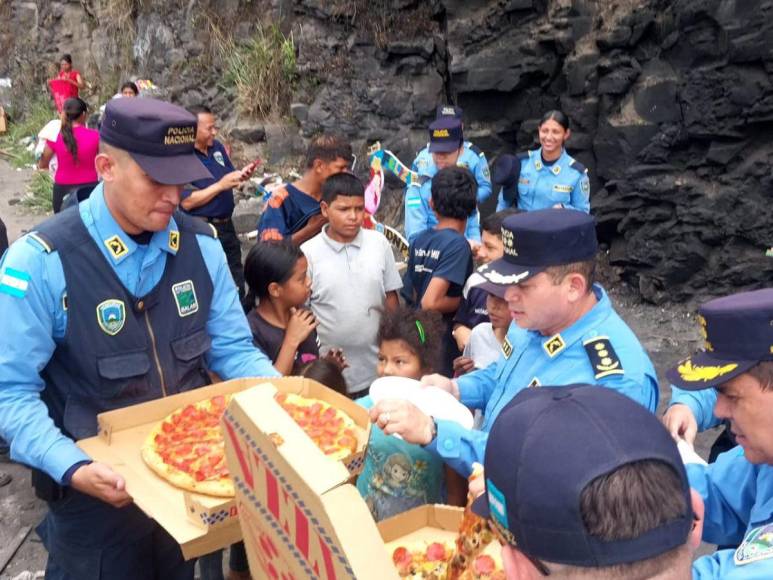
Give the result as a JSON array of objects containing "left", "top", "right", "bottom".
[{"left": 2, "top": 0, "right": 772, "bottom": 303}]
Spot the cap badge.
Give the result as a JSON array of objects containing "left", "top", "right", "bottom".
[
  {"left": 677, "top": 360, "right": 738, "bottom": 382},
  {"left": 96, "top": 299, "right": 126, "bottom": 336},
  {"left": 501, "top": 228, "right": 517, "bottom": 257},
  {"left": 543, "top": 334, "right": 566, "bottom": 357},
  {"left": 441, "top": 106, "right": 456, "bottom": 116},
  {"left": 104, "top": 235, "right": 129, "bottom": 260},
  {"left": 735, "top": 523, "right": 773, "bottom": 566},
  {"left": 697, "top": 315, "right": 713, "bottom": 351},
  {"left": 583, "top": 337, "right": 625, "bottom": 379},
  {"left": 432, "top": 129, "right": 450, "bottom": 138},
  {"left": 164, "top": 125, "right": 195, "bottom": 145}
]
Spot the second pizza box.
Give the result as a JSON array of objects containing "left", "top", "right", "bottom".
[
  {"left": 77, "top": 376, "right": 370, "bottom": 560},
  {"left": 223, "top": 385, "right": 503, "bottom": 579}
]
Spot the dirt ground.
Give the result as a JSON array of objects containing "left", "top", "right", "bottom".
[{"left": 0, "top": 159, "right": 718, "bottom": 577}]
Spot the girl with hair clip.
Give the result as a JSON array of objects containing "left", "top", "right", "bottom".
[
  {"left": 38, "top": 97, "right": 100, "bottom": 212},
  {"left": 494, "top": 109, "right": 591, "bottom": 213},
  {"left": 356, "top": 306, "right": 466, "bottom": 521}
]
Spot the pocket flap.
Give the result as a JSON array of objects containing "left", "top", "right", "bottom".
[
  {"left": 96, "top": 351, "right": 151, "bottom": 380},
  {"left": 171, "top": 328, "right": 211, "bottom": 362}
]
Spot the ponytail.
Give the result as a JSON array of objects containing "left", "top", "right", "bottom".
[{"left": 61, "top": 98, "right": 88, "bottom": 164}]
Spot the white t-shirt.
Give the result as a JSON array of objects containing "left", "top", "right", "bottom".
[
  {"left": 302, "top": 226, "right": 403, "bottom": 394},
  {"left": 463, "top": 322, "right": 503, "bottom": 369}
]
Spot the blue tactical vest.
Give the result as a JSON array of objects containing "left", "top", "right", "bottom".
[{"left": 33, "top": 208, "right": 215, "bottom": 440}]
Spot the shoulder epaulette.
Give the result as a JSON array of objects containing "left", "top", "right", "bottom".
[
  {"left": 517, "top": 151, "right": 530, "bottom": 160},
  {"left": 468, "top": 143, "right": 485, "bottom": 157},
  {"left": 570, "top": 159, "right": 588, "bottom": 174},
  {"left": 27, "top": 232, "right": 55, "bottom": 253},
  {"left": 583, "top": 336, "right": 624, "bottom": 380}
]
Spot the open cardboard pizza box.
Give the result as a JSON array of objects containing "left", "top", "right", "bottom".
[
  {"left": 77, "top": 377, "right": 370, "bottom": 560},
  {"left": 223, "top": 385, "right": 503, "bottom": 579}
]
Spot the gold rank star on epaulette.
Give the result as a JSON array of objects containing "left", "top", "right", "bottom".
[{"left": 583, "top": 337, "right": 624, "bottom": 379}]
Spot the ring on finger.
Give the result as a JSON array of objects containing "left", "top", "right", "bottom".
[{"left": 383, "top": 411, "right": 391, "bottom": 424}]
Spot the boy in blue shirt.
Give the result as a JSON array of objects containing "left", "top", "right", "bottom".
[{"left": 402, "top": 166, "right": 477, "bottom": 375}]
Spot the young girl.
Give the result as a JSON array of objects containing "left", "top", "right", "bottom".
[
  {"left": 242, "top": 241, "right": 320, "bottom": 375},
  {"left": 356, "top": 306, "right": 463, "bottom": 521}
]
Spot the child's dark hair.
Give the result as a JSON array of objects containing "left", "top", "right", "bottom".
[
  {"left": 539, "top": 110, "right": 570, "bottom": 131},
  {"left": 299, "top": 359, "right": 348, "bottom": 396},
  {"left": 430, "top": 166, "right": 477, "bottom": 220},
  {"left": 321, "top": 172, "right": 364, "bottom": 204},
  {"left": 304, "top": 134, "right": 353, "bottom": 169},
  {"left": 481, "top": 208, "right": 521, "bottom": 236},
  {"left": 120, "top": 81, "right": 139, "bottom": 95},
  {"left": 377, "top": 307, "right": 444, "bottom": 374},
  {"left": 242, "top": 241, "right": 303, "bottom": 311},
  {"left": 60, "top": 54, "right": 72, "bottom": 64}
]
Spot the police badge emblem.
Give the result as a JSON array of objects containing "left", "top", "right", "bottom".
[
  {"left": 172, "top": 280, "right": 199, "bottom": 317},
  {"left": 735, "top": 523, "right": 773, "bottom": 565},
  {"left": 96, "top": 299, "right": 126, "bottom": 336},
  {"left": 214, "top": 150, "right": 226, "bottom": 167}
]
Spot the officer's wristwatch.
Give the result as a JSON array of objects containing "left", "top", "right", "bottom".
[{"left": 426, "top": 416, "right": 438, "bottom": 445}]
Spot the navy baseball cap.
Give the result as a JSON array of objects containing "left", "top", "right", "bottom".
[
  {"left": 99, "top": 97, "right": 212, "bottom": 185},
  {"left": 477, "top": 208, "right": 598, "bottom": 287},
  {"left": 491, "top": 154, "right": 520, "bottom": 187},
  {"left": 436, "top": 104, "right": 463, "bottom": 120},
  {"left": 473, "top": 385, "right": 693, "bottom": 567},
  {"left": 667, "top": 288, "right": 773, "bottom": 390},
  {"left": 428, "top": 117, "right": 463, "bottom": 153}
]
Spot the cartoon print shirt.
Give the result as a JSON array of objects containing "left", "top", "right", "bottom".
[{"left": 356, "top": 395, "right": 444, "bottom": 521}]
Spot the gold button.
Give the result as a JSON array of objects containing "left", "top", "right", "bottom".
[{"left": 137, "top": 300, "right": 144, "bottom": 310}]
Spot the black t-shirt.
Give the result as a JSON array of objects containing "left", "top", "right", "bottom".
[
  {"left": 453, "top": 286, "right": 489, "bottom": 328},
  {"left": 246, "top": 309, "right": 320, "bottom": 372}
]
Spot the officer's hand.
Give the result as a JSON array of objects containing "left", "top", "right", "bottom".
[
  {"left": 286, "top": 307, "right": 318, "bottom": 346},
  {"left": 218, "top": 170, "right": 245, "bottom": 191},
  {"left": 453, "top": 356, "right": 475, "bottom": 376},
  {"left": 420, "top": 373, "right": 460, "bottom": 400},
  {"left": 70, "top": 462, "right": 133, "bottom": 508},
  {"left": 662, "top": 404, "right": 698, "bottom": 446},
  {"left": 370, "top": 400, "right": 435, "bottom": 445}
]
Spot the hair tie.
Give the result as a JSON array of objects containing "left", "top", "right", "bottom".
[{"left": 415, "top": 320, "right": 426, "bottom": 345}]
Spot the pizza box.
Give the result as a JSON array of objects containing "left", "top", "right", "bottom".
[
  {"left": 77, "top": 376, "right": 370, "bottom": 560},
  {"left": 223, "top": 386, "right": 500, "bottom": 579}
]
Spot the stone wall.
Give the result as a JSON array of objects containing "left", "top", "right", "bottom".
[{"left": 2, "top": 0, "right": 772, "bottom": 303}]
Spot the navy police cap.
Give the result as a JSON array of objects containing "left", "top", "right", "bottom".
[
  {"left": 428, "top": 117, "right": 463, "bottom": 154},
  {"left": 491, "top": 154, "right": 520, "bottom": 187},
  {"left": 100, "top": 97, "right": 212, "bottom": 185},
  {"left": 667, "top": 288, "right": 773, "bottom": 390},
  {"left": 476, "top": 208, "right": 598, "bottom": 287},
  {"left": 473, "top": 385, "right": 693, "bottom": 568},
  {"left": 436, "top": 104, "right": 463, "bottom": 120}
]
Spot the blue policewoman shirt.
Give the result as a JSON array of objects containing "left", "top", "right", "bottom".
[
  {"left": 496, "top": 147, "right": 590, "bottom": 213},
  {"left": 0, "top": 185, "right": 279, "bottom": 484},
  {"left": 425, "top": 284, "right": 659, "bottom": 476},
  {"left": 404, "top": 142, "right": 491, "bottom": 244},
  {"left": 690, "top": 447, "right": 773, "bottom": 578}
]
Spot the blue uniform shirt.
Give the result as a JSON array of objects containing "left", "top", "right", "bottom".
[
  {"left": 404, "top": 142, "right": 491, "bottom": 243},
  {"left": 0, "top": 186, "right": 279, "bottom": 483},
  {"left": 426, "top": 284, "right": 659, "bottom": 476},
  {"left": 690, "top": 447, "right": 773, "bottom": 578},
  {"left": 180, "top": 140, "right": 236, "bottom": 218},
  {"left": 496, "top": 147, "right": 590, "bottom": 213},
  {"left": 670, "top": 385, "right": 721, "bottom": 432}
]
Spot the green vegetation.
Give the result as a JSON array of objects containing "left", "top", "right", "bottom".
[
  {"left": 214, "top": 23, "right": 298, "bottom": 119},
  {"left": 23, "top": 171, "right": 54, "bottom": 212},
  {"left": 0, "top": 95, "right": 56, "bottom": 168}
]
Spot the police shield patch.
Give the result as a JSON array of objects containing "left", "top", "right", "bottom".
[
  {"left": 735, "top": 523, "right": 773, "bottom": 565},
  {"left": 96, "top": 299, "right": 126, "bottom": 336},
  {"left": 172, "top": 280, "right": 199, "bottom": 317}
]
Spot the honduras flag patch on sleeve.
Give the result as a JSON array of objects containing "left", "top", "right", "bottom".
[{"left": 0, "top": 267, "right": 31, "bottom": 298}]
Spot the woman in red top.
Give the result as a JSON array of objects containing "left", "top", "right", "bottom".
[
  {"left": 38, "top": 98, "right": 100, "bottom": 213},
  {"left": 57, "top": 54, "right": 84, "bottom": 95}
]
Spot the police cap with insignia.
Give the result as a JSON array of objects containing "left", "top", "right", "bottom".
[
  {"left": 473, "top": 385, "right": 693, "bottom": 568},
  {"left": 435, "top": 104, "right": 463, "bottom": 120},
  {"left": 475, "top": 208, "right": 598, "bottom": 288},
  {"left": 428, "top": 117, "right": 463, "bottom": 154},
  {"left": 100, "top": 97, "right": 212, "bottom": 185},
  {"left": 667, "top": 288, "right": 773, "bottom": 390}
]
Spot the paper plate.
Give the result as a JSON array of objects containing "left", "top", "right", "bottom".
[{"left": 369, "top": 376, "right": 474, "bottom": 430}]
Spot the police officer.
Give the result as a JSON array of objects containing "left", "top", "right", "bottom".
[
  {"left": 492, "top": 110, "right": 590, "bottom": 213},
  {"left": 370, "top": 208, "right": 658, "bottom": 476},
  {"left": 0, "top": 97, "right": 279, "bottom": 580},
  {"left": 404, "top": 106, "right": 491, "bottom": 244},
  {"left": 666, "top": 288, "right": 773, "bottom": 578},
  {"left": 473, "top": 385, "right": 702, "bottom": 579},
  {"left": 181, "top": 105, "right": 257, "bottom": 299}
]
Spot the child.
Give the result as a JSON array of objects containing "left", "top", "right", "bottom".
[
  {"left": 454, "top": 284, "right": 511, "bottom": 375},
  {"left": 302, "top": 172, "right": 403, "bottom": 397},
  {"left": 452, "top": 208, "right": 521, "bottom": 351},
  {"left": 242, "top": 241, "right": 320, "bottom": 374},
  {"left": 356, "top": 306, "right": 450, "bottom": 521},
  {"left": 401, "top": 166, "right": 477, "bottom": 376},
  {"left": 299, "top": 358, "right": 348, "bottom": 396}
]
